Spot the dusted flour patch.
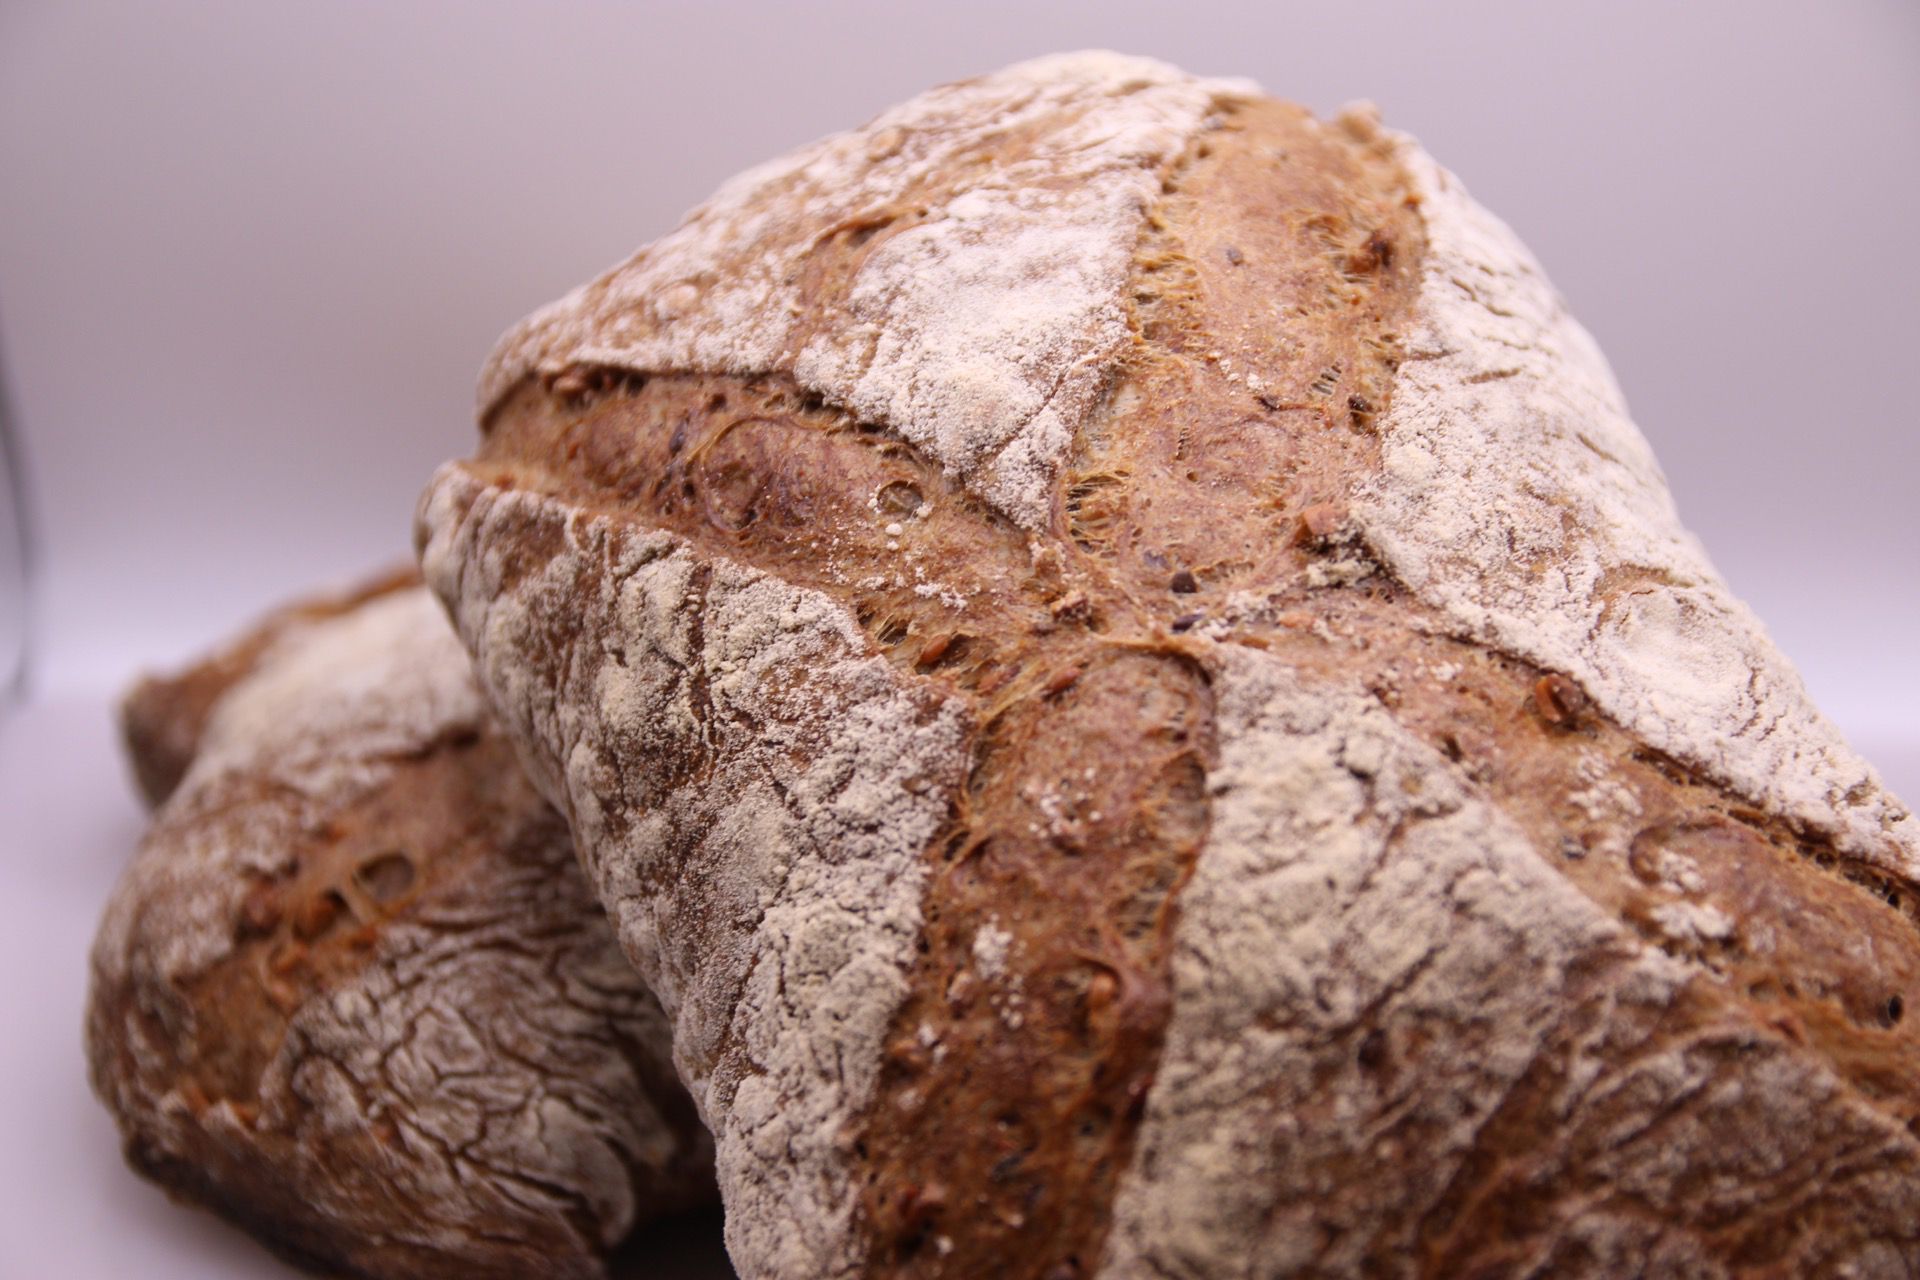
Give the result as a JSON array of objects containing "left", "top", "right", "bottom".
[
  {"left": 1100, "top": 647, "right": 1920, "bottom": 1277},
  {"left": 1099, "top": 646, "right": 1640, "bottom": 1276},
  {"left": 1353, "top": 119, "right": 1914, "bottom": 872},
  {"left": 420, "top": 464, "right": 970, "bottom": 1279},
  {"left": 192, "top": 590, "right": 485, "bottom": 798},
  {"left": 480, "top": 52, "right": 1254, "bottom": 527}
]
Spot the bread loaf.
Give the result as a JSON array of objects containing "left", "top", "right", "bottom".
[
  {"left": 88, "top": 576, "right": 715, "bottom": 1279},
  {"left": 418, "top": 52, "right": 1920, "bottom": 1277}
]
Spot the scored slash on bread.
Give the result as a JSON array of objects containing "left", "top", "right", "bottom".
[
  {"left": 87, "top": 574, "right": 715, "bottom": 1280},
  {"left": 420, "top": 51, "right": 1920, "bottom": 1278}
]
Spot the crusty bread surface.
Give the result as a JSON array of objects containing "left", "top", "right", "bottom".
[
  {"left": 420, "top": 52, "right": 1920, "bottom": 1279},
  {"left": 89, "top": 576, "right": 715, "bottom": 1280}
]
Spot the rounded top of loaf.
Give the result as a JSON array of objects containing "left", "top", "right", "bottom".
[
  {"left": 481, "top": 51, "right": 1258, "bottom": 528},
  {"left": 472, "top": 50, "right": 1912, "bottom": 871}
]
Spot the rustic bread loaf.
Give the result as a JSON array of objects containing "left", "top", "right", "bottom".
[
  {"left": 418, "top": 51, "right": 1920, "bottom": 1278},
  {"left": 88, "top": 575, "right": 715, "bottom": 1280}
]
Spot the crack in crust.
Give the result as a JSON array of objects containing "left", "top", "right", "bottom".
[
  {"left": 87, "top": 584, "right": 714, "bottom": 1280},
  {"left": 1101, "top": 649, "right": 1920, "bottom": 1278},
  {"left": 441, "top": 361, "right": 1237, "bottom": 1275}
]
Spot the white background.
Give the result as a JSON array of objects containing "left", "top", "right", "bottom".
[{"left": 1, "top": 2, "right": 1914, "bottom": 1276}]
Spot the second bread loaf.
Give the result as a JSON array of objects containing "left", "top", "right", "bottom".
[{"left": 89, "top": 577, "right": 715, "bottom": 1280}]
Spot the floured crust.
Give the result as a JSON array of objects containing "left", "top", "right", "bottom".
[
  {"left": 1105, "top": 648, "right": 1920, "bottom": 1277},
  {"left": 87, "top": 582, "right": 714, "bottom": 1280},
  {"left": 423, "top": 50, "right": 1920, "bottom": 1279},
  {"left": 1352, "top": 119, "right": 1913, "bottom": 871},
  {"left": 421, "top": 474, "right": 969, "bottom": 1278},
  {"left": 479, "top": 51, "right": 1256, "bottom": 529},
  {"left": 118, "top": 566, "right": 417, "bottom": 807}
]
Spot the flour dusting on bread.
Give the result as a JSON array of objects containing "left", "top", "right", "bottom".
[
  {"left": 480, "top": 52, "right": 1255, "bottom": 528},
  {"left": 420, "top": 469, "right": 969, "bottom": 1279},
  {"left": 99, "top": 590, "right": 484, "bottom": 984},
  {"left": 1104, "top": 646, "right": 1920, "bottom": 1275},
  {"left": 1102, "top": 646, "right": 1653, "bottom": 1274},
  {"left": 1351, "top": 119, "right": 1915, "bottom": 871},
  {"left": 422, "top": 54, "right": 1920, "bottom": 1277},
  {"left": 191, "top": 589, "right": 485, "bottom": 798}
]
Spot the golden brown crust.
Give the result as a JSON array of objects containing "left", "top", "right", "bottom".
[
  {"left": 427, "top": 61, "right": 1920, "bottom": 1278},
  {"left": 89, "top": 586, "right": 715, "bottom": 1280}
]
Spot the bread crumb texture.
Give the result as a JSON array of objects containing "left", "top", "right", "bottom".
[
  {"left": 88, "top": 587, "right": 712, "bottom": 1280},
  {"left": 424, "top": 49, "right": 1920, "bottom": 1279}
]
